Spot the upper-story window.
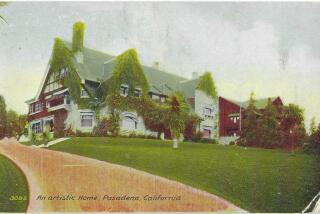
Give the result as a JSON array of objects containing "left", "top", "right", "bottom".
[
  {"left": 80, "top": 88, "right": 89, "bottom": 98},
  {"left": 134, "top": 88, "right": 142, "bottom": 97},
  {"left": 30, "top": 101, "right": 43, "bottom": 114},
  {"left": 120, "top": 84, "right": 129, "bottom": 97},
  {"left": 203, "top": 104, "right": 214, "bottom": 119},
  {"left": 44, "top": 68, "right": 67, "bottom": 93},
  {"left": 229, "top": 116, "right": 240, "bottom": 123}
]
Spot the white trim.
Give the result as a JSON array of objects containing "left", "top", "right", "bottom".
[
  {"left": 52, "top": 88, "right": 68, "bottom": 96},
  {"left": 35, "top": 54, "right": 52, "bottom": 100}
]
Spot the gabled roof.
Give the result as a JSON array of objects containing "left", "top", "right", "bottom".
[
  {"left": 238, "top": 97, "right": 279, "bottom": 109},
  {"left": 61, "top": 40, "right": 198, "bottom": 98},
  {"left": 63, "top": 41, "right": 114, "bottom": 82}
]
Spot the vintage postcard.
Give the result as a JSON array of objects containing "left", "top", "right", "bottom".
[{"left": 0, "top": 1, "right": 319, "bottom": 213}]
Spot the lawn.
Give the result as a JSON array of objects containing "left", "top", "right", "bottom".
[
  {"left": 0, "top": 154, "right": 29, "bottom": 212},
  {"left": 50, "top": 137, "right": 320, "bottom": 212}
]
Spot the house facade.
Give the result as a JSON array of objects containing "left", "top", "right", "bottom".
[
  {"left": 219, "top": 96, "right": 283, "bottom": 144},
  {"left": 26, "top": 22, "right": 219, "bottom": 139}
]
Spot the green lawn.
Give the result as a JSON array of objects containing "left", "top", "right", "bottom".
[
  {"left": 50, "top": 137, "right": 320, "bottom": 212},
  {"left": 0, "top": 154, "right": 29, "bottom": 212}
]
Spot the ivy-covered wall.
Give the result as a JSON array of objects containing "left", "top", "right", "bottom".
[
  {"left": 108, "top": 49, "right": 149, "bottom": 97},
  {"left": 50, "top": 38, "right": 91, "bottom": 109},
  {"left": 196, "top": 72, "right": 218, "bottom": 99}
]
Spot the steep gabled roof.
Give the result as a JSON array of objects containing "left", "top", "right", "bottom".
[
  {"left": 63, "top": 41, "right": 114, "bottom": 82},
  {"left": 238, "top": 97, "right": 279, "bottom": 109},
  {"left": 62, "top": 40, "right": 198, "bottom": 98}
]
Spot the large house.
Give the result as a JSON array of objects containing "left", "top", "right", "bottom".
[
  {"left": 26, "top": 22, "right": 219, "bottom": 139},
  {"left": 218, "top": 96, "right": 283, "bottom": 143}
]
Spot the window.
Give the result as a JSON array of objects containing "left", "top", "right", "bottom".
[
  {"left": 120, "top": 84, "right": 129, "bottom": 96},
  {"left": 80, "top": 113, "right": 94, "bottom": 127},
  {"left": 30, "top": 101, "right": 43, "bottom": 114},
  {"left": 134, "top": 88, "right": 142, "bottom": 97},
  {"left": 81, "top": 89, "right": 89, "bottom": 98},
  {"left": 122, "top": 116, "right": 138, "bottom": 130},
  {"left": 44, "top": 68, "right": 67, "bottom": 93},
  {"left": 34, "top": 102, "right": 42, "bottom": 112},
  {"left": 32, "top": 122, "right": 42, "bottom": 133}
]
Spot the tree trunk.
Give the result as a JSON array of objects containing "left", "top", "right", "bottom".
[{"left": 173, "top": 138, "right": 179, "bottom": 149}]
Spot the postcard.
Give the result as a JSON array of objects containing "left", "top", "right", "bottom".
[{"left": 0, "top": 1, "right": 319, "bottom": 213}]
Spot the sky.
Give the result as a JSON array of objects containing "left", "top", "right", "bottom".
[{"left": 0, "top": 2, "right": 319, "bottom": 128}]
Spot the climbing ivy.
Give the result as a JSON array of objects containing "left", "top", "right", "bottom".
[
  {"left": 72, "top": 21, "right": 85, "bottom": 53},
  {"left": 108, "top": 48, "right": 149, "bottom": 96},
  {"left": 196, "top": 72, "right": 218, "bottom": 99},
  {"left": 50, "top": 38, "right": 90, "bottom": 109}
]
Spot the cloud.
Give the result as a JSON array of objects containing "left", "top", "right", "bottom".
[{"left": 0, "top": 2, "right": 320, "bottom": 128}]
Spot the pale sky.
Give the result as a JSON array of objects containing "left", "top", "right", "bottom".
[{"left": 0, "top": 2, "right": 320, "bottom": 128}]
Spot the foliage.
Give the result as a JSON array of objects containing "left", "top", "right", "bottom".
[
  {"left": 280, "top": 104, "right": 306, "bottom": 150},
  {"left": 50, "top": 37, "right": 91, "bottom": 109},
  {"left": 0, "top": 95, "right": 6, "bottom": 139},
  {"left": 92, "top": 115, "right": 120, "bottom": 137},
  {"left": 163, "top": 92, "right": 190, "bottom": 140},
  {"left": 196, "top": 72, "right": 218, "bottom": 99},
  {"left": 240, "top": 92, "right": 259, "bottom": 146},
  {"left": 108, "top": 48, "right": 149, "bottom": 97},
  {"left": 93, "top": 118, "right": 109, "bottom": 136},
  {"left": 100, "top": 113, "right": 121, "bottom": 137},
  {"left": 259, "top": 98, "right": 280, "bottom": 148},
  {"left": 6, "top": 110, "right": 27, "bottom": 138},
  {"left": 304, "top": 123, "right": 320, "bottom": 154},
  {"left": 0, "top": 154, "right": 29, "bottom": 212},
  {"left": 72, "top": 21, "right": 85, "bottom": 53},
  {"left": 183, "top": 115, "right": 200, "bottom": 141},
  {"left": 50, "top": 137, "right": 320, "bottom": 213},
  {"left": 29, "top": 132, "right": 37, "bottom": 146},
  {"left": 42, "top": 125, "right": 51, "bottom": 146},
  {"left": 309, "top": 117, "right": 317, "bottom": 135}
]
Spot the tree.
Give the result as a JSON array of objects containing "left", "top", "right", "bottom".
[
  {"left": 309, "top": 117, "right": 317, "bottom": 135},
  {"left": 164, "top": 92, "right": 190, "bottom": 148},
  {"left": 6, "top": 110, "right": 28, "bottom": 139},
  {"left": 259, "top": 98, "right": 280, "bottom": 148},
  {"left": 240, "top": 92, "right": 260, "bottom": 146},
  {"left": 0, "top": 95, "right": 6, "bottom": 139},
  {"left": 196, "top": 72, "right": 218, "bottom": 99},
  {"left": 280, "top": 104, "right": 306, "bottom": 150}
]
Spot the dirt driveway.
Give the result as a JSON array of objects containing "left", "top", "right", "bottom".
[{"left": 0, "top": 139, "right": 245, "bottom": 212}]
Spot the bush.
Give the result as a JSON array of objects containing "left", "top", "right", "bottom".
[
  {"left": 191, "top": 131, "right": 203, "bottom": 142},
  {"left": 75, "top": 130, "right": 94, "bottom": 137},
  {"left": 199, "top": 138, "right": 218, "bottom": 144},
  {"left": 93, "top": 118, "right": 109, "bottom": 137},
  {"left": 229, "top": 141, "right": 235, "bottom": 146}
]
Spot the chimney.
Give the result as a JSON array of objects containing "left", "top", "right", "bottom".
[
  {"left": 152, "top": 61, "right": 159, "bottom": 69},
  {"left": 192, "top": 72, "right": 199, "bottom": 79},
  {"left": 72, "top": 21, "right": 85, "bottom": 63}
]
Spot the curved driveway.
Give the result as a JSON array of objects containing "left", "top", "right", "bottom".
[{"left": 0, "top": 139, "right": 245, "bottom": 212}]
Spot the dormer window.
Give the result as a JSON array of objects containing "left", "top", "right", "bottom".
[
  {"left": 81, "top": 88, "right": 89, "bottom": 98},
  {"left": 134, "top": 88, "right": 142, "bottom": 97},
  {"left": 120, "top": 84, "right": 129, "bottom": 97}
]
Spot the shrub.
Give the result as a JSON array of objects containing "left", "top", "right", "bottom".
[
  {"left": 229, "top": 141, "right": 235, "bottom": 146},
  {"left": 64, "top": 126, "right": 76, "bottom": 137},
  {"left": 93, "top": 118, "right": 110, "bottom": 137},
  {"left": 191, "top": 131, "right": 203, "bottom": 142},
  {"left": 199, "top": 138, "right": 218, "bottom": 144},
  {"left": 75, "top": 130, "right": 94, "bottom": 137}
]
